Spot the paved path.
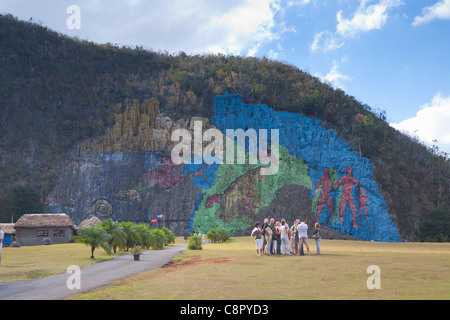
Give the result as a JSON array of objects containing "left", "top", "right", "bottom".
[{"left": 0, "top": 244, "right": 187, "bottom": 300}]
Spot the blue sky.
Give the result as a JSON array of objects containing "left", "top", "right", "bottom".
[{"left": 1, "top": 0, "right": 449, "bottom": 155}]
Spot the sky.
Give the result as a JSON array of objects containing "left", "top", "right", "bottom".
[{"left": 1, "top": 0, "right": 449, "bottom": 155}]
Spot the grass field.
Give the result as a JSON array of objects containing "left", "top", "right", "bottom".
[
  {"left": 66, "top": 237, "right": 449, "bottom": 300},
  {"left": 0, "top": 243, "right": 121, "bottom": 282}
]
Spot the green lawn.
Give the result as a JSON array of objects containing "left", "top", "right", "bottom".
[
  {"left": 0, "top": 243, "right": 121, "bottom": 282},
  {"left": 67, "top": 237, "right": 450, "bottom": 300}
]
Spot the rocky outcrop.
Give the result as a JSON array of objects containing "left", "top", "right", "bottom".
[
  {"left": 79, "top": 98, "right": 163, "bottom": 152},
  {"left": 48, "top": 100, "right": 214, "bottom": 235}
]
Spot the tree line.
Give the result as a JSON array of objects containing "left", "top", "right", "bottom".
[{"left": 76, "top": 219, "right": 175, "bottom": 259}]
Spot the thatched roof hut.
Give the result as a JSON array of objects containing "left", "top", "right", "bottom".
[
  {"left": 14, "top": 214, "right": 76, "bottom": 246},
  {"left": 15, "top": 214, "right": 76, "bottom": 229},
  {"left": 0, "top": 223, "right": 16, "bottom": 235},
  {"left": 78, "top": 216, "right": 101, "bottom": 229},
  {"left": 0, "top": 223, "right": 16, "bottom": 246}
]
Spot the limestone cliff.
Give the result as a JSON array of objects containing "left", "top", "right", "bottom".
[
  {"left": 48, "top": 99, "right": 217, "bottom": 235},
  {"left": 48, "top": 94, "right": 403, "bottom": 242}
]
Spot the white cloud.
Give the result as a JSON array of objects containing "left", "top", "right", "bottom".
[
  {"left": 311, "top": 0, "right": 403, "bottom": 53},
  {"left": 337, "top": 0, "right": 403, "bottom": 37},
  {"left": 390, "top": 93, "right": 450, "bottom": 155},
  {"left": 412, "top": 0, "right": 450, "bottom": 26},
  {"left": 287, "top": 0, "right": 313, "bottom": 7},
  {"left": 311, "top": 30, "right": 345, "bottom": 53},
  {"left": 1, "top": 0, "right": 282, "bottom": 57},
  {"left": 208, "top": 0, "right": 281, "bottom": 56},
  {"left": 315, "top": 58, "right": 351, "bottom": 89}
]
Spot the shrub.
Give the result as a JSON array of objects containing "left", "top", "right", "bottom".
[
  {"left": 206, "top": 229, "right": 229, "bottom": 243},
  {"left": 187, "top": 235, "right": 202, "bottom": 250},
  {"left": 216, "top": 229, "right": 229, "bottom": 242},
  {"left": 206, "top": 229, "right": 218, "bottom": 243},
  {"left": 130, "top": 246, "right": 143, "bottom": 255},
  {"left": 162, "top": 227, "right": 176, "bottom": 245},
  {"left": 150, "top": 229, "right": 167, "bottom": 250}
]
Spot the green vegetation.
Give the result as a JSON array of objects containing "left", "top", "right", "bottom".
[
  {"left": 149, "top": 229, "right": 167, "bottom": 250},
  {"left": 417, "top": 208, "right": 450, "bottom": 242},
  {"left": 75, "top": 219, "right": 176, "bottom": 258},
  {"left": 99, "top": 218, "right": 126, "bottom": 253},
  {"left": 0, "top": 185, "right": 44, "bottom": 222},
  {"left": 130, "top": 246, "right": 143, "bottom": 256},
  {"left": 188, "top": 228, "right": 229, "bottom": 250},
  {"left": 0, "top": 14, "right": 448, "bottom": 240},
  {"left": 206, "top": 229, "right": 229, "bottom": 243},
  {"left": 162, "top": 227, "right": 176, "bottom": 245},
  {"left": 76, "top": 225, "right": 111, "bottom": 259},
  {"left": 187, "top": 235, "right": 202, "bottom": 250}
]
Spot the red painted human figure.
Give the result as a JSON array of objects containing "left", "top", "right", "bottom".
[
  {"left": 333, "top": 166, "right": 365, "bottom": 228},
  {"left": 314, "top": 168, "right": 334, "bottom": 223},
  {"left": 358, "top": 188, "right": 370, "bottom": 220}
]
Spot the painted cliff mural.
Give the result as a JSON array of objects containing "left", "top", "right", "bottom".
[{"left": 47, "top": 93, "right": 402, "bottom": 242}]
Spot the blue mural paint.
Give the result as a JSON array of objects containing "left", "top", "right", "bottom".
[
  {"left": 187, "top": 194, "right": 204, "bottom": 233},
  {"left": 196, "top": 93, "right": 403, "bottom": 242}
]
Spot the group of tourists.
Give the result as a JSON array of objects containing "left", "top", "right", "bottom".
[{"left": 251, "top": 218, "right": 321, "bottom": 256}]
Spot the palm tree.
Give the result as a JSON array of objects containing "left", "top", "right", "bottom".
[
  {"left": 134, "top": 223, "right": 153, "bottom": 249},
  {"left": 100, "top": 219, "right": 127, "bottom": 253},
  {"left": 120, "top": 221, "right": 140, "bottom": 251},
  {"left": 76, "top": 225, "right": 111, "bottom": 259},
  {"left": 150, "top": 229, "right": 167, "bottom": 250}
]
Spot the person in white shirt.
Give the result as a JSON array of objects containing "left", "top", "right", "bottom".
[
  {"left": 0, "top": 228, "right": 4, "bottom": 266},
  {"left": 279, "top": 220, "right": 291, "bottom": 255},
  {"left": 251, "top": 222, "right": 263, "bottom": 256},
  {"left": 281, "top": 218, "right": 289, "bottom": 231},
  {"left": 297, "top": 220, "right": 310, "bottom": 256}
]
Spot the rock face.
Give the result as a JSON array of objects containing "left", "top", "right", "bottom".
[
  {"left": 79, "top": 98, "right": 163, "bottom": 152},
  {"left": 48, "top": 99, "right": 214, "bottom": 235},
  {"left": 48, "top": 93, "right": 402, "bottom": 242}
]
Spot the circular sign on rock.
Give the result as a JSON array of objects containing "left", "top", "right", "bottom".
[{"left": 92, "top": 199, "right": 112, "bottom": 217}]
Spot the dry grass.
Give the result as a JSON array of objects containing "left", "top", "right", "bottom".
[
  {"left": 68, "top": 237, "right": 450, "bottom": 300},
  {"left": 0, "top": 243, "right": 119, "bottom": 282}
]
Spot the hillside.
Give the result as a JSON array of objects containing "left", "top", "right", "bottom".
[{"left": 0, "top": 14, "right": 449, "bottom": 241}]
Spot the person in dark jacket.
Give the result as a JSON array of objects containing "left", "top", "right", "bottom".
[
  {"left": 269, "top": 218, "right": 276, "bottom": 254},
  {"left": 313, "top": 222, "right": 321, "bottom": 254}
]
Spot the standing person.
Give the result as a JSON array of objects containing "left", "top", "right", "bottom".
[
  {"left": 313, "top": 223, "right": 321, "bottom": 255},
  {"left": 281, "top": 218, "right": 289, "bottom": 232},
  {"left": 263, "top": 220, "right": 273, "bottom": 255},
  {"left": 297, "top": 219, "right": 310, "bottom": 256},
  {"left": 275, "top": 221, "right": 282, "bottom": 255},
  {"left": 289, "top": 219, "right": 299, "bottom": 255},
  {"left": 280, "top": 220, "right": 291, "bottom": 255},
  {"left": 262, "top": 218, "right": 269, "bottom": 253},
  {"left": 269, "top": 218, "right": 276, "bottom": 255},
  {"left": 0, "top": 226, "right": 4, "bottom": 266},
  {"left": 251, "top": 223, "right": 263, "bottom": 256}
]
